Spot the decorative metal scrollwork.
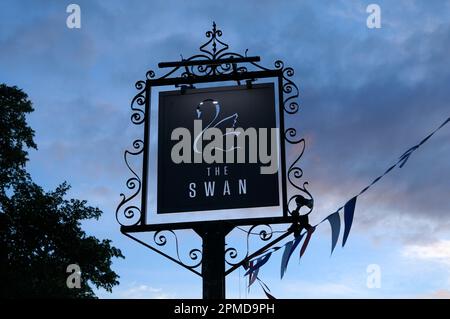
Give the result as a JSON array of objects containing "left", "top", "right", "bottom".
[
  {"left": 276, "top": 64, "right": 314, "bottom": 216},
  {"left": 153, "top": 230, "right": 203, "bottom": 270},
  {"left": 117, "top": 22, "right": 314, "bottom": 277},
  {"left": 225, "top": 224, "right": 274, "bottom": 267},
  {"left": 116, "top": 138, "right": 144, "bottom": 226}
]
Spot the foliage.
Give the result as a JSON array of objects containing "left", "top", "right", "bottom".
[{"left": 0, "top": 84, "right": 123, "bottom": 298}]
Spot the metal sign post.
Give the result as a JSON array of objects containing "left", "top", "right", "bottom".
[
  {"left": 195, "top": 223, "right": 232, "bottom": 299},
  {"left": 116, "top": 23, "right": 314, "bottom": 299}
]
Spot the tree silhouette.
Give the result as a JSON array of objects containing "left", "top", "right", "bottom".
[
  {"left": 0, "top": 84, "right": 36, "bottom": 199},
  {"left": 0, "top": 84, "right": 124, "bottom": 298}
]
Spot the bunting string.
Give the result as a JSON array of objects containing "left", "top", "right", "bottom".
[
  {"left": 243, "top": 116, "right": 449, "bottom": 298},
  {"left": 316, "top": 116, "right": 450, "bottom": 247}
]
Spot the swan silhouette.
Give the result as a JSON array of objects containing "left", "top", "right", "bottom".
[{"left": 193, "top": 98, "right": 241, "bottom": 154}]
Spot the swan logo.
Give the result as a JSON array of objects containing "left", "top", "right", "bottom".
[
  {"left": 171, "top": 98, "right": 279, "bottom": 175},
  {"left": 193, "top": 99, "right": 240, "bottom": 155}
]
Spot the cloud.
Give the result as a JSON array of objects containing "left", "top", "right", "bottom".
[
  {"left": 2, "top": 0, "right": 450, "bottom": 298},
  {"left": 283, "top": 281, "right": 361, "bottom": 299},
  {"left": 402, "top": 240, "right": 450, "bottom": 265},
  {"left": 419, "top": 289, "right": 450, "bottom": 299},
  {"left": 107, "top": 284, "right": 175, "bottom": 299}
]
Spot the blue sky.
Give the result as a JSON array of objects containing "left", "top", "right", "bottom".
[{"left": 1, "top": 0, "right": 450, "bottom": 298}]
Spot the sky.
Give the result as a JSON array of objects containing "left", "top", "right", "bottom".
[{"left": 1, "top": 0, "right": 450, "bottom": 298}]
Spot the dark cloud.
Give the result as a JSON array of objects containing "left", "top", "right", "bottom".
[
  {"left": 295, "top": 23, "right": 450, "bottom": 227},
  {"left": 1, "top": 0, "right": 449, "bottom": 244}
]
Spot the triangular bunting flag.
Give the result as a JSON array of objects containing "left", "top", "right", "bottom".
[
  {"left": 244, "top": 252, "right": 272, "bottom": 276},
  {"left": 300, "top": 227, "right": 315, "bottom": 258},
  {"left": 327, "top": 212, "right": 341, "bottom": 255},
  {"left": 342, "top": 196, "right": 357, "bottom": 247},
  {"left": 280, "top": 241, "right": 293, "bottom": 279},
  {"left": 249, "top": 268, "right": 259, "bottom": 288}
]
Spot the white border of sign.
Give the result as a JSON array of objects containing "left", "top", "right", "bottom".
[{"left": 145, "top": 81, "right": 284, "bottom": 225}]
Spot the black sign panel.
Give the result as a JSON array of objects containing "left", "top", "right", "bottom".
[{"left": 157, "top": 83, "right": 279, "bottom": 214}]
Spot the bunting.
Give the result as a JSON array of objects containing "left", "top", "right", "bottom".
[
  {"left": 241, "top": 116, "right": 450, "bottom": 299},
  {"left": 342, "top": 197, "right": 357, "bottom": 247},
  {"left": 247, "top": 260, "right": 258, "bottom": 288},
  {"left": 280, "top": 233, "right": 303, "bottom": 278},
  {"left": 280, "top": 241, "right": 293, "bottom": 279},
  {"left": 300, "top": 227, "right": 315, "bottom": 258},
  {"left": 327, "top": 212, "right": 341, "bottom": 254},
  {"left": 244, "top": 252, "right": 272, "bottom": 276},
  {"left": 258, "top": 278, "right": 276, "bottom": 299}
]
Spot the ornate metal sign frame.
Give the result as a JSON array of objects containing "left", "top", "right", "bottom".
[{"left": 116, "top": 23, "right": 314, "bottom": 299}]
